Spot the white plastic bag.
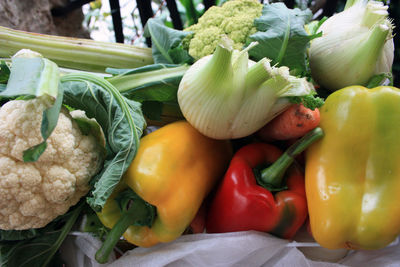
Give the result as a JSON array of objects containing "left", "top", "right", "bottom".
[{"left": 60, "top": 231, "right": 400, "bottom": 267}]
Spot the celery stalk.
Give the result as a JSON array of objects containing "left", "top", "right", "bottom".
[{"left": 0, "top": 26, "right": 154, "bottom": 73}]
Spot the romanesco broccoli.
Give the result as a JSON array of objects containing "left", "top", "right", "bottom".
[{"left": 184, "top": 0, "right": 263, "bottom": 60}]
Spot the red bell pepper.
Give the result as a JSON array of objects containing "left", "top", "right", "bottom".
[{"left": 206, "top": 128, "right": 323, "bottom": 239}]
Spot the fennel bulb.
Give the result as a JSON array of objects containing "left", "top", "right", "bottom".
[
  {"left": 177, "top": 37, "right": 315, "bottom": 140},
  {"left": 309, "top": 0, "right": 394, "bottom": 91}
]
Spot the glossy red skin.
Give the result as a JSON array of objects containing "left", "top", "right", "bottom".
[{"left": 205, "top": 143, "right": 308, "bottom": 239}]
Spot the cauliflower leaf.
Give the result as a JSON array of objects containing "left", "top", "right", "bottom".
[
  {"left": 144, "top": 19, "right": 193, "bottom": 64},
  {"left": 22, "top": 85, "right": 64, "bottom": 162},
  {"left": 1, "top": 53, "right": 64, "bottom": 162},
  {"left": 61, "top": 73, "right": 146, "bottom": 212},
  {"left": 248, "top": 3, "right": 320, "bottom": 75},
  {"left": 1, "top": 54, "right": 59, "bottom": 98},
  {"left": 0, "top": 202, "right": 84, "bottom": 267},
  {"left": 0, "top": 60, "right": 9, "bottom": 84},
  {"left": 106, "top": 63, "right": 189, "bottom": 121},
  {"left": 144, "top": 0, "right": 317, "bottom": 75}
]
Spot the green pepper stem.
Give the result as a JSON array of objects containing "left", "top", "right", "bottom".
[
  {"left": 257, "top": 127, "right": 324, "bottom": 190},
  {"left": 95, "top": 200, "right": 151, "bottom": 264}
]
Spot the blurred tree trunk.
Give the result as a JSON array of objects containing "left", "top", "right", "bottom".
[{"left": 0, "top": 0, "right": 89, "bottom": 38}]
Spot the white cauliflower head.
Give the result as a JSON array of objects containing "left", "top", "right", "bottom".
[{"left": 0, "top": 97, "right": 105, "bottom": 230}]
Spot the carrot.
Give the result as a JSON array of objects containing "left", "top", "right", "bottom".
[{"left": 257, "top": 104, "right": 320, "bottom": 141}]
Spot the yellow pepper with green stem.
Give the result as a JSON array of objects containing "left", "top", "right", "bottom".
[
  {"left": 306, "top": 86, "right": 400, "bottom": 250},
  {"left": 95, "top": 121, "right": 232, "bottom": 263}
]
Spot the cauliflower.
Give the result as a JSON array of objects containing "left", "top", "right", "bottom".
[
  {"left": 184, "top": 0, "right": 263, "bottom": 60},
  {"left": 0, "top": 97, "right": 104, "bottom": 230}
]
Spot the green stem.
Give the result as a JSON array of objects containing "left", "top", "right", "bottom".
[
  {"left": 207, "top": 41, "right": 233, "bottom": 76},
  {"left": 354, "top": 20, "right": 392, "bottom": 69},
  {"left": 43, "top": 201, "right": 85, "bottom": 267},
  {"left": 245, "top": 58, "right": 273, "bottom": 89},
  {"left": 361, "top": 1, "right": 389, "bottom": 28},
  {"left": 257, "top": 127, "right": 324, "bottom": 190},
  {"left": 95, "top": 200, "right": 151, "bottom": 264},
  {"left": 275, "top": 17, "right": 290, "bottom": 65},
  {"left": 198, "top": 40, "right": 234, "bottom": 94},
  {"left": 108, "top": 64, "right": 189, "bottom": 93},
  {"left": 344, "top": 0, "right": 363, "bottom": 10},
  {"left": 0, "top": 26, "right": 153, "bottom": 73}
]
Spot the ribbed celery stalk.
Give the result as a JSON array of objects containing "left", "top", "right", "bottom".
[{"left": 0, "top": 26, "right": 154, "bottom": 73}]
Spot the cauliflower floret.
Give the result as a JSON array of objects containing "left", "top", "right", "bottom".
[
  {"left": 184, "top": 0, "right": 263, "bottom": 60},
  {"left": 0, "top": 97, "right": 104, "bottom": 230}
]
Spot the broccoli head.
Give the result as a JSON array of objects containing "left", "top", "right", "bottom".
[{"left": 184, "top": 0, "right": 263, "bottom": 60}]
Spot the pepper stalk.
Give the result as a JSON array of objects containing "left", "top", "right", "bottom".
[
  {"left": 95, "top": 189, "right": 156, "bottom": 264},
  {"left": 256, "top": 127, "right": 324, "bottom": 191}
]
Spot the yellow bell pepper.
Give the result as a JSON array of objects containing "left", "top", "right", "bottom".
[
  {"left": 306, "top": 86, "right": 400, "bottom": 250},
  {"left": 95, "top": 121, "right": 232, "bottom": 262}
]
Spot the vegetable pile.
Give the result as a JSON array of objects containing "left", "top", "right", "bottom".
[
  {"left": 0, "top": 49, "right": 146, "bottom": 266},
  {"left": 0, "top": 0, "right": 398, "bottom": 265}
]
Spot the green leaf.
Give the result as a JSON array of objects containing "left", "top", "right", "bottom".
[
  {"left": 179, "top": 0, "right": 199, "bottom": 26},
  {"left": 115, "top": 188, "right": 157, "bottom": 228},
  {"left": 141, "top": 101, "right": 163, "bottom": 120},
  {"left": 106, "top": 63, "right": 185, "bottom": 75},
  {"left": 23, "top": 84, "right": 64, "bottom": 162},
  {"left": 288, "top": 93, "right": 324, "bottom": 110},
  {"left": 0, "top": 57, "right": 59, "bottom": 98},
  {"left": 248, "top": 3, "right": 318, "bottom": 74},
  {"left": 294, "top": 0, "right": 310, "bottom": 10},
  {"left": 82, "top": 211, "right": 110, "bottom": 240},
  {"left": 305, "top": 17, "right": 328, "bottom": 36},
  {"left": 0, "top": 60, "right": 10, "bottom": 84},
  {"left": 22, "top": 142, "right": 48, "bottom": 163},
  {"left": 215, "top": 0, "right": 228, "bottom": 6},
  {"left": 0, "top": 229, "right": 42, "bottom": 242},
  {"left": 60, "top": 73, "right": 146, "bottom": 211},
  {"left": 366, "top": 72, "right": 393, "bottom": 88},
  {"left": 107, "top": 64, "right": 188, "bottom": 121},
  {"left": 1, "top": 56, "right": 63, "bottom": 162},
  {"left": 0, "top": 84, "right": 6, "bottom": 106},
  {"left": 106, "top": 64, "right": 180, "bottom": 75},
  {"left": 72, "top": 113, "right": 106, "bottom": 148},
  {"left": 0, "top": 202, "right": 84, "bottom": 267},
  {"left": 106, "top": 64, "right": 188, "bottom": 102},
  {"left": 144, "top": 18, "right": 193, "bottom": 64}
]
